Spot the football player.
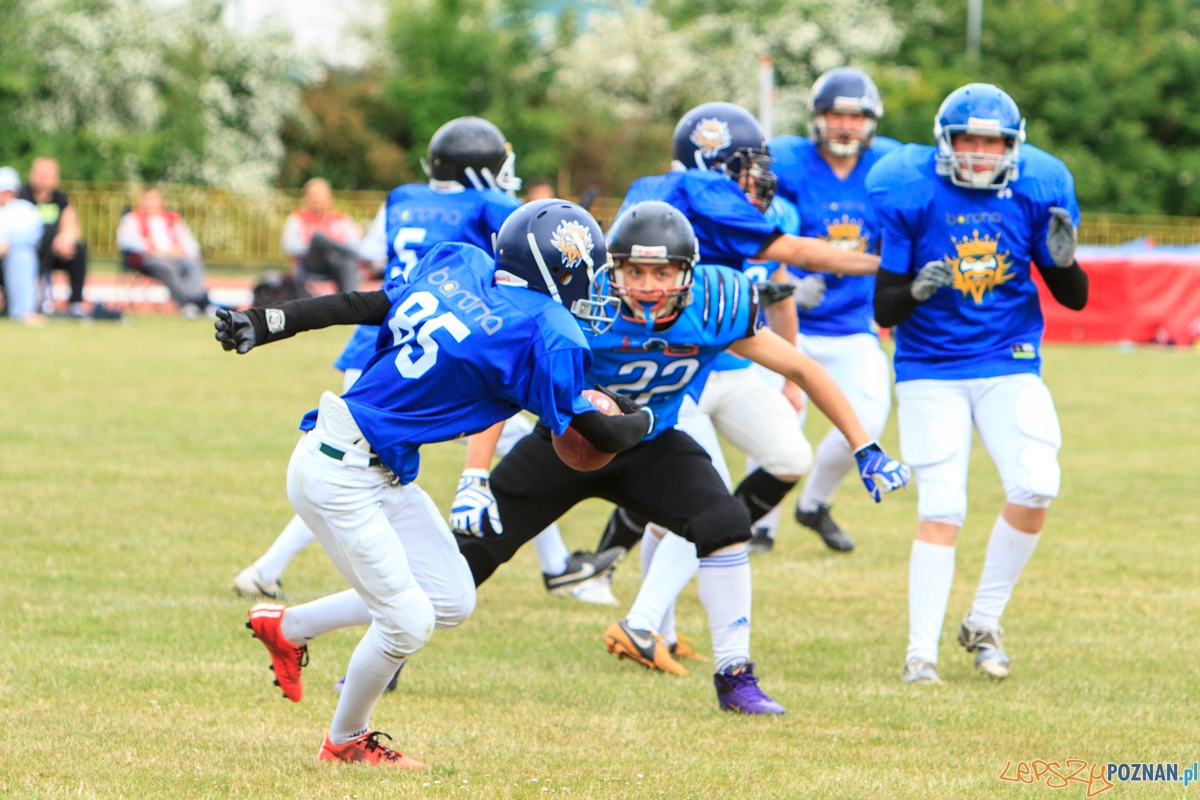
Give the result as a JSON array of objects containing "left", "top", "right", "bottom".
[
  {"left": 454, "top": 201, "right": 909, "bottom": 714},
  {"left": 866, "top": 84, "right": 1088, "bottom": 683},
  {"left": 214, "top": 201, "right": 654, "bottom": 765},
  {"left": 748, "top": 67, "right": 901, "bottom": 553},
  {"left": 232, "top": 117, "right": 525, "bottom": 602}
]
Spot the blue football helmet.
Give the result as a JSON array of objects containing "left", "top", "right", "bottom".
[
  {"left": 493, "top": 199, "right": 615, "bottom": 332},
  {"left": 808, "top": 67, "right": 883, "bottom": 157},
  {"left": 672, "top": 101, "right": 777, "bottom": 211},
  {"left": 934, "top": 83, "right": 1026, "bottom": 190}
]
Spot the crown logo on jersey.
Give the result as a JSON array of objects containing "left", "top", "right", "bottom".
[
  {"left": 690, "top": 118, "right": 733, "bottom": 158},
  {"left": 550, "top": 219, "right": 595, "bottom": 271},
  {"left": 946, "top": 230, "right": 1014, "bottom": 305},
  {"left": 823, "top": 215, "right": 868, "bottom": 253}
]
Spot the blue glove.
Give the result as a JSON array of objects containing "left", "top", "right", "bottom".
[
  {"left": 450, "top": 469, "right": 502, "bottom": 536},
  {"left": 854, "top": 441, "right": 910, "bottom": 503}
]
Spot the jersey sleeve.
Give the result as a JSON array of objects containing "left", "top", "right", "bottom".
[
  {"left": 866, "top": 148, "right": 932, "bottom": 277},
  {"left": 690, "top": 177, "right": 779, "bottom": 260},
  {"left": 696, "top": 266, "right": 761, "bottom": 346},
  {"left": 480, "top": 194, "right": 521, "bottom": 251},
  {"left": 1024, "top": 152, "right": 1081, "bottom": 269},
  {"left": 520, "top": 344, "right": 595, "bottom": 435}
]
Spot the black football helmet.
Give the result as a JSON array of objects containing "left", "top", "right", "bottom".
[
  {"left": 671, "top": 102, "right": 776, "bottom": 211},
  {"left": 605, "top": 200, "right": 699, "bottom": 327},
  {"left": 422, "top": 117, "right": 521, "bottom": 194}
]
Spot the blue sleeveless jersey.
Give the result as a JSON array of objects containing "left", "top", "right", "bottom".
[
  {"left": 769, "top": 135, "right": 901, "bottom": 337},
  {"left": 587, "top": 265, "right": 761, "bottom": 435},
  {"left": 621, "top": 170, "right": 779, "bottom": 269},
  {"left": 334, "top": 185, "right": 521, "bottom": 372},
  {"left": 865, "top": 143, "right": 1080, "bottom": 383},
  {"left": 305, "top": 242, "right": 595, "bottom": 484}
]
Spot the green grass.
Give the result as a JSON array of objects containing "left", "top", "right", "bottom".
[{"left": 1, "top": 317, "right": 1197, "bottom": 799}]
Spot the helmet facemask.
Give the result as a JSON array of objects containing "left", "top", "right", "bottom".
[
  {"left": 610, "top": 257, "right": 694, "bottom": 330},
  {"left": 935, "top": 117, "right": 1025, "bottom": 190},
  {"left": 569, "top": 257, "right": 622, "bottom": 335},
  {"left": 811, "top": 110, "right": 877, "bottom": 158},
  {"left": 723, "top": 147, "right": 777, "bottom": 212}
]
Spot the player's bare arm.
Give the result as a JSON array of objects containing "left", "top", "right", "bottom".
[
  {"left": 727, "top": 329, "right": 870, "bottom": 450},
  {"left": 757, "top": 234, "right": 879, "bottom": 276}
]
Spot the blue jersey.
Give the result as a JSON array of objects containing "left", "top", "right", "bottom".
[
  {"left": 866, "top": 143, "right": 1080, "bottom": 383},
  {"left": 769, "top": 135, "right": 901, "bottom": 337},
  {"left": 706, "top": 196, "right": 802, "bottom": 375},
  {"left": 334, "top": 185, "right": 522, "bottom": 372},
  {"left": 621, "top": 170, "right": 779, "bottom": 269},
  {"left": 588, "top": 265, "right": 761, "bottom": 435},
  {"left": 304, "top": 242, "right": 595, "bottom": 484}
]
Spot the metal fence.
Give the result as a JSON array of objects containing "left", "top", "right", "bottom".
[{"left": 62, "top": 181, "right": 1200, "bottom": 268}]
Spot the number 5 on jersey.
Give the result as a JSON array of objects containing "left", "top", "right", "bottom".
[
  {"left": 388, "top": 291, "right": 471, "bottom": 378},
  {"left": 393, "top": 227, "right": 427, "bottom": 281}
]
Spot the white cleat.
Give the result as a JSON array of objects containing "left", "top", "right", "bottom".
[
  {"left": 569, "top": 573, "right": 619, "bottom": 606},
  {"left": 959, "top": 617, "right": 1011, "bottom": 680},
  {"left": 232, "top": 566, "right": 284, "bottom": 601},
  {"left": 901, "top": 658, "right": 944, "bottom": 684}
]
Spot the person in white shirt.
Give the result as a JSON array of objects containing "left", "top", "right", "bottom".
[
  {"left": 0, "top": 166, "right": 46, "bottom": 325},
  {"left": 116, "top": 187, "right": 211, "bottom": 317},
  {"left": 280, "top": 178, "right": 363, "bottom": 292}
]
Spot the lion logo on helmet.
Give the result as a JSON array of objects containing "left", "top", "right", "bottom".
[
  {"left": 690, "top": 118, "right": 733, "bottom": 159},
  {"left": 550, "top": 219, "right": 595, "bottom": 270}
]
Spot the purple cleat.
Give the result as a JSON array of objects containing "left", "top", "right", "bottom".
[{"left": 713, "top": 663, "right": 785, "bottom": 715}]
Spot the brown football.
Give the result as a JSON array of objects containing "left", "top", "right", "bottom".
[{"left": 552, "top": 389, "right": 621, "bottom": 471}]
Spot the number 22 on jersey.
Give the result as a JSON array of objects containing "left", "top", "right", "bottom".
[
  {"left": 387, "top": 291, "right": 471, "bottom": 379},
  {"left": 606, "top": 358, "right": 700, "bottom": 403}
]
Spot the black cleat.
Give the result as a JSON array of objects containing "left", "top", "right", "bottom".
[
  {"left": 795, "top": 504, "right": 854, "bottom": 552},
  {"left": 747, "top": 527, "right": 775, "bottom": 553},
  {"left": 543, "top": 547, "right": 626, "bottom": 597}
]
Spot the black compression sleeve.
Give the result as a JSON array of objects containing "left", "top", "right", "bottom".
[
  {"left": 568, "top": 410, "right": 652, "bottom": 454},
  {"left": 1036, "top": 262, "right": 1089, "bottom": 311},
  {"left": 874, "top": 269, "right": 921, "bottom": 328},
  {"left": 245, "top": 290, "right": 392, "bottom": 344}
]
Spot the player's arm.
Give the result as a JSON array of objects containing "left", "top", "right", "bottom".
[
  {"left": 568, "top": 387, "right": 654, "bottom": 453},
  {"left": 452, "top": 420, "right": 507, "bottom": 537},
  {"left": 1035, "top": 206, "right": 1088, "bottom": 311},
  {"left": 765, "top": 266, "right": 799, "bottom": 345},
  {"left": 214, "top": 291, "right": 392, "bottom": 354},
  {"left": 758, "top": 234, "right": 879, "bottom": 276},
  {"left": 728, "top": 328, "right": 909, "bottom": 502}
]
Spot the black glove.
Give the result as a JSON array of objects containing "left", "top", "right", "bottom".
[
  {"left": 214, "top": 309, "right": 258, "bottom": 354},
  {"left": 754, "top": 280, "right": 796, "bottom": 308},
  {"left": 592, "top": 384, "right": 643, "bottom": 415}
]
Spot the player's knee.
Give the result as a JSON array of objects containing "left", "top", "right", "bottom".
[
  {"left": 375, "top": 585, "right": 437, "bottom": 657},
  {"left": 755, "top": 436, "right": 813, "bottom": 479},
  {"left": 915, "top": 468, "right": 968, "bottom": 528},
  {"left": 1006, "top": 489, "right": 1054, "bottom": 510},
  {"left": 683, "top": 496, "right": 753, "bottom": 558},
  {"left": 433, "top": 582, "right": 476, "bottom": 629}
]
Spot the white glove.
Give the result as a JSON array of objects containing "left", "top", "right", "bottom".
[
  {"left": 788, "top": 273, "right": 827, "bottom": 311},
  {"left": 450, "top": 468, "right": 502, "bottom": 537},
  {"left": 911, "top": 260, "right": 954, "bottom": 301},
  {"left": 1047, "top": 206, "right": 1077, "bottom": 267}
]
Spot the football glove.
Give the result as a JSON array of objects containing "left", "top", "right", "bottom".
[
  {"left": 910, "top": 260, "right": 954, "bottom": 301},
  {"left": 854, "top": 441, "right": 911, "bottom": 503},
  {"left": 753, "top": 280, "right": 796, "bottom": 309},
  {"left": 593, "top": 385, "right": 656, "bottom": 436},
  {"left": 450, "top": 468, "right": 502, "bottom": 537},
  {"left": 1047, "top": 206, "right": 1077, "bottom": 267},
  {"left": 214, "top": 308, "right": 257, "bottom": 354},
  {"left": 787, "top": 273, "right": 827, "bottom": 311}
]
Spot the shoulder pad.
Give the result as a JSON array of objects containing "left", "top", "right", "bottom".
[
  {"left": 865, "top": 144, "right": 936, "bottom": 208},
  {"left": 1013, "top": 144, "right": 1074, "bottom": 200},
  {"left": 693, "top": 265, "right": 756, "bottom": 337}
]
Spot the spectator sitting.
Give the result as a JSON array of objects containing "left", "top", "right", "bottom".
[
  {"left": 281, "top": 178, "right": 362, "bottom": 292},
  {"left": 0, "top": 166, "right": 45, "bottom": 326},
  {"left": 524, "top": 177, "right": 556, "bottom": 202},
  {"left": 116, "top": 186, "right": 212, "bottom": 318},
  {"left": 20, "top": 157, "right": 89, "bottom": 317}
]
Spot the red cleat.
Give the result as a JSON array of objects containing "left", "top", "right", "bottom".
[
  {"left": 318, "top": 731, "right": 427, "bottom": 768},
  {"left": 246, "top": 603, "right": 307, "bottom": 702}
]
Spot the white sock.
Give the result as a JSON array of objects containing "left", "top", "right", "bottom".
[
  {"left": 625, "top": 531, "right": 698, "bottom": 633},
  {"left": 329, "top": 624, "right": 405, "bottom": 745},
  {"left": 533, "top": 524, "right": 570, "bottom": 576},
  {"left": 253, "top": 515, "right": 316, "bottom": 584},
  {"left": 280, "top": 589, "right": 371, "bottom": 644},
  {"left": 638, "top": 526, "right": 677, "bottom": 641},
  {"left": 968, "top": 515, "right": 1041, "bottom": 630},
  {"left": 698, "top": 544, "right": 752, "bottom": 673},
  {"left": 659, "top": 600, "right": 678, "bottom": 647},
  {"left": 906, "top": 540, "right": 956, "bottom": 664},
  {"left": 755, "top": 505, "right": 781, "bottom": 538},
  {"left": 798, "top": 432, "right": 855, "bottom": 513}
]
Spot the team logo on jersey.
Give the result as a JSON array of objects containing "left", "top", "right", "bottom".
[
  {"left": 945, "top": 230, "right": 1014, "bottom": 305},
  {"left": 690, "top": 118, "right": 733, "bottom": 158},
  {"left": 822, "top": 215, "right": 868, "bottom": 252},
  {"left": 550, "top": 220, "right": 595, "bottom": 270}
]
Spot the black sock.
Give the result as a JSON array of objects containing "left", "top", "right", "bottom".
[
  {"left": 597, "top": 507, "right": 648, "bottom": 552},
  {"left": 734, "top": 469, "right": 798, "bottom": 524}
]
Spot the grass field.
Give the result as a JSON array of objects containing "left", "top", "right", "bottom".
[{"left": 2, "top": 317, "right": 1198, "bottom": 799}]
